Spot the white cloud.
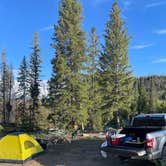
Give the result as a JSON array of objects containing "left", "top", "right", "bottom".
[
  {"left": 153, "top": 29, "right": 166, "bottom": 35},
  {"left": 152, "top": 58, "right": 166, "bottom": 63},
  {"left": 146, "top": 1, "right": 166, "bottom": 8},
  {"left": 39, "top": 26, "right": 54, "bottom": 32},
  {"left": 131, "top": 43, "right": 153, "bottom": 50}
]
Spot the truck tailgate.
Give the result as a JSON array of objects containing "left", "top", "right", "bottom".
[{"left": 101, "top": 146, "right": 146, "bottom": 157}]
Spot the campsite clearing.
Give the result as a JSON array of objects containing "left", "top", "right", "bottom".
[{"left": 0, "top": 138, "right": 154, "bottom": 166}]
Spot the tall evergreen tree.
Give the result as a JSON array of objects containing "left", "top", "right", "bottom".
[
  {"left": 149, "top": 76, "right": 157, "bottom": 113},
  {"left": 0, "top": 50, "right": 14, "bottom": 124},
  {"left": 6, "top": 65, "right": 14, "bottom": 123},
  {"left": 87, "top": 27, "right": 102, "bottom": 130},
  {"left": 49, "top": 0, "right": 88, "bottom": 129},
  {"left": 29, "top": 33, "right": 42, "bottom": 127},
  {"left": 130, "top": 78, "right": 139, "bottom": 116},
  {"left": 17, "top": 56, "right": 29, "bottom": 125},
  {"left": 137, "top": 79, "right": 149, "bottom": 114},
  {"left": 1, "top": 50, "right": 7, "bottom": 123},
  {"left": 99, "top": 2, "right": 133, "bottom": 128}
]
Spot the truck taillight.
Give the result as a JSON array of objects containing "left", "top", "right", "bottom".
[{"left": 146, "top": 138, "right": 154, "bottom": 149}]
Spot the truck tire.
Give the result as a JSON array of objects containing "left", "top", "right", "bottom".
[{"left": 159, "top": 146, "right": 166, "bottom": 165}]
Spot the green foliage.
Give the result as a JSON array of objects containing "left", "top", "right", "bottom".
[
  {"left": 157, "top": 100, "right": 166, "bottom": 113},
  {"left": 87, "top": 27, "right": 102, "bottom": 130},
  {"left": 29, "top": 32, "right": 42, "bottom": 127},
  {"left": 17, "top": 56, "right": 29, "bottom": 94},
  {"left": 137, "top": 78, "right": 149, "bottom": 114},
  {"left": 149, "top": 76, "right": 157, "bottom": 113},
  {"left": 130, "top": 78, "right": 139, "bottom": 116},
  {"left": 37, "top": 106, "right": 51, "bottom": 130},
  {"left": 0, "top": 1, "right": 165, "bottom": 132},
  {"left": 99, "top": 2, "right": 134, "bottom": 128},
  {"left": 0, "top": 50, "right": 14, "bottom": 124},
  {"left": 132, "top": 76, "right": 166, "bottom": 115},
  {"left": 49, "top": 0, "right": 88, "bottom": 130},
  {"left": 17, "top": 56, "right": 29, "bottom": 125},
  {"left": 0, "top": 125, "right": 4, "bottom": 132},
  {"left": 92, "top": 110, "right": 103, "bottom": 131}
]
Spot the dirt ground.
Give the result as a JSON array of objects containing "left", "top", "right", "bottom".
[{"left": 0, "top": 139, "right": 154, "bottom": 166}]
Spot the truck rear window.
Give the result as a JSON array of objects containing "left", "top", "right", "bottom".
[{"left": 133, "top": 116, "right": 165, "bottom": 127}]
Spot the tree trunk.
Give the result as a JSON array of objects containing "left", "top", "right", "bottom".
[
  {"left": 22, "top": 89, "right": 26, "bottom": 125},
  {"left": 2, "top": 91, "right": 6, "bottom": 124}
]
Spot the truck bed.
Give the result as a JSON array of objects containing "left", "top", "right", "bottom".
[{"left": 119, "top": 126, "right": 163, "bottom": 148}]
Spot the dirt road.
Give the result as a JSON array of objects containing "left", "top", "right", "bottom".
[{"left": 0, "top": 139, "right": 154, "bottom": 166}]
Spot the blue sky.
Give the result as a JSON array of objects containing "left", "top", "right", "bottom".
[{"left": 0, "top": 0, "right": 166, "bottom": 80}]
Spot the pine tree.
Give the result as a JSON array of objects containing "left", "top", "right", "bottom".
[
  {"left": 29, "top": 32, "right": 42, "bottom": 128},
  {"left": 1, "top": 50, "right": 7, "bottom": 123},
  {"left": 49, "top": 29, "right": 68, "bottom": 128},
  {"left": 0, "top": 50, "right": 14, "bottom": 124},
  {"left": 130, "top": 78, "right": 139, "bottom": 117},
  {"left": 87, "top": 27, "right": 102, "bottom": 130},
  {"left": 17, "top": 56, "right": 29, "bottom": 125},
  {"left": 6, "top": 65, "right": 14, "bottom": 123},
  {"left": 137, "top": 78, "right": 149, "bottom": 114},
  {"left": 49, "top": 0, "right": 88, "bottom": 129},
  {"left": 99, "top": 2, "right": 133, "bottom": 128},
  {"left": 149, "top": 76, "right": 157, "bottom": 113}
]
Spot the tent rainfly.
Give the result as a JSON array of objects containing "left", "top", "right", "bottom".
[{"left": 0, "top": 132, "right": 44, "bottom": 163}]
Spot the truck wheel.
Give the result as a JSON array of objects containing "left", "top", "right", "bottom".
[{"left": 159, "top": 146, "right": 166, "bottom": 165}]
